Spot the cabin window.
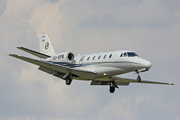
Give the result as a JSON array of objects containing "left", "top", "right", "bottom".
[
  {"left": 87, "top": 57, "right": 90, "bottom": 61},
  {"left": 109, "top": 54, "right": 112, "bottom": 58},
  {"left": 92, "top": 56, "right": 96, "bottom": 60},
  {"left": 104, "top": 55, "right": 107, "bottom": 59},
  {"left": 124, "top": 53, "right": 127, "bottom": 57},
  {"left": 98, "top": 55, "right": 101, "bottom": 60},
  {"left": 120, "top": 53, "right": 123, "bottom": 57}
]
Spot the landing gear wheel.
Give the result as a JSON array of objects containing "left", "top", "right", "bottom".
[
  {"left": 137, "top": 76, "right": 141, "bottom": 82},
  {"left": 109, "top": 77, "right": 118, "bottom": 93},
  {"left": 66, "top": 78, "right": 72, "bottom": 85},
  {"left": 109, "top": 85, "right": 115, "bottom": 93}
]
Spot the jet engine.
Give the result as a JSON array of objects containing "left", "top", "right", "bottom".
[{"left": 51, "top": 52, "right": 75, "bottom": 63}]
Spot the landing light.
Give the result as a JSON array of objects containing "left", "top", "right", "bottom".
[
  {"left": 169, "top": 83, "right": 174, "bottom": 85},
  {"left": 103, "top": 73, "right": 107, "bottom": 76}
]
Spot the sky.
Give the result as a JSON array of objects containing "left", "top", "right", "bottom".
[{"left": 0, "top": 0, "right": 180, "bottom": 120}]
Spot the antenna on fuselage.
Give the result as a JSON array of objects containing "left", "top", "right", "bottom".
[{"left": 48, "top": 34, "right": 79, "bottom": 55}]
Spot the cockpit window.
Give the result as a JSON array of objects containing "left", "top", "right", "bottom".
[{"left": 127, "top": 52, "right": 139, "bottom": 57}]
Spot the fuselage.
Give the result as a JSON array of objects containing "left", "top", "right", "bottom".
[{"left": 48, "top": 50, "right": 151, "bottom": 80}]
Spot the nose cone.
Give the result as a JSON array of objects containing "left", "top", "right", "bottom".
[{"left": 143, "top": 60, "right": 152, "bottom": 69}]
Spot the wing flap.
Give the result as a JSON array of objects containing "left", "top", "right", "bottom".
[
  {"left": 90, "top": 80, "right": 129, "bottom": 86},
  {"left": 17, "top": 47, "right": 50, "bottom": 58}
]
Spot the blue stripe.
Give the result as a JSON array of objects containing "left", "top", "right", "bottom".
[{"left": 51, "top": 61, "right": 139, "bottom": 67}]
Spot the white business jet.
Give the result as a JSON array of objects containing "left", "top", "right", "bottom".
[{"left": 9, "top": 33, "right": 174, "bottom": 93}]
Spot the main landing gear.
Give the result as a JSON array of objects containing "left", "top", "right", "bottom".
[
  {"left": 63, "top": 72, "right": 73, "bottom": 85},
  {"left": 66, "top": 78, "right": 72, "bottom": 85},
  {"left": 135, "top": 70, "right": 141, "bottom": 82},
  {"left": 109, "top": 83, "right": 115, "bottom": 93},
  {"left": 109, "top": 77, "right": 119, "bottom": 93}
]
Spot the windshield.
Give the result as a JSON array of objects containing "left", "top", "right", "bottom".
[{"left": 127, "top": 52, "right": 139, "bottom": 57}]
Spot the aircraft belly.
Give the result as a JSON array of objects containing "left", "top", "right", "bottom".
[
  {"left": 96, "top": 67, "right": 122, "bottom": 75},
  {"left": 78, "top": 62, "right": 135, "bottom": 77}
]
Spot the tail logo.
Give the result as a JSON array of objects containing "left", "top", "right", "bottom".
[{"left": 45, "top": 42, "right": 49, "bottom": 50}]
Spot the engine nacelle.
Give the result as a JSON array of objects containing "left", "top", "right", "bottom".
[{"left": 51, "top": 52, "right": 75, "bottom": 63}]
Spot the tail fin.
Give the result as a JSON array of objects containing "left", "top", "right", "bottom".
[{"left": 39, "top": 33, "right": 55, "bottom": 56}]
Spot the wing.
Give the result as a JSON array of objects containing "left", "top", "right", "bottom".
[
  {"left": 9, "top": 54, "right": 97, "bottom": 79},
  {"left": 90, "top": 76, "right": 174, "bottom": 86},
  {"left": 113, "top": 76, "right": 174, "bottom": 85},
  {"left": 17, "top": 47, "right": 50, "bottom": 58}
]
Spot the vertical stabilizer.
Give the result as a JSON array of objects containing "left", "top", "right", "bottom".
[{"left": 39, "top": 33, "right": 55, "bottom": 56}]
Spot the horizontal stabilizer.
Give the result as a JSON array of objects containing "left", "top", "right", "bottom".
[{"left": 17, "top": 47, "right": 50, "bottom": 58}]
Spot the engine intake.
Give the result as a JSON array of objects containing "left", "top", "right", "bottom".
[{"left": 67, "top": 52, "right": 74, "bottom": 61}]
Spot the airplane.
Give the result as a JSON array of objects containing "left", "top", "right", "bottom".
[{"left": 9, "top": 33, "right": 174, "bottom": 93}]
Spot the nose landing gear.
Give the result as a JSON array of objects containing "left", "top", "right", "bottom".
[{"left": 135, "top": 70, "right": 141, "bottom": 82}]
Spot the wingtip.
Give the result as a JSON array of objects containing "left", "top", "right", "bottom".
[
  {"left": 8, "top": 54, "right": 14, "bottom": 56},
  {"left": 9, "top": 53, "right": 16, "bottom": 56},
  {"left": 169, "top": 83, "right": 175, "bottom": 85},
  {"left": 8, "top": 54, "right": 22, "bottom": 57},
  {"left": 16, "top": 47, "right": 22, "bottom": 49}
]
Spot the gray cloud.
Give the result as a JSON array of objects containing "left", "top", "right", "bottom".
[
  {"left": 0, "top": 0, "right": 7, "bottom": 17},
  {"left": 79, "top": 0, "right": 175, "bottom": 29},
  {"left": 0, "top": 0, "right": 180, "bottom": 120}
]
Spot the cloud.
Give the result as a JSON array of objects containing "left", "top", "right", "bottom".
[
  {"left": 0, "top": 0, "right": 180, "bottom": 120},
  {"left": 97, "top": 96, "right": 135, "bottom": 120},
  {"left": 79, "top": 0, "right": 172, "bottom": 28},
  {"left": 0, "top": 0, "right": 7, "bottom": 17},
  {"left": 28, "top": 0, "right": 65, "bottom": 36}
]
